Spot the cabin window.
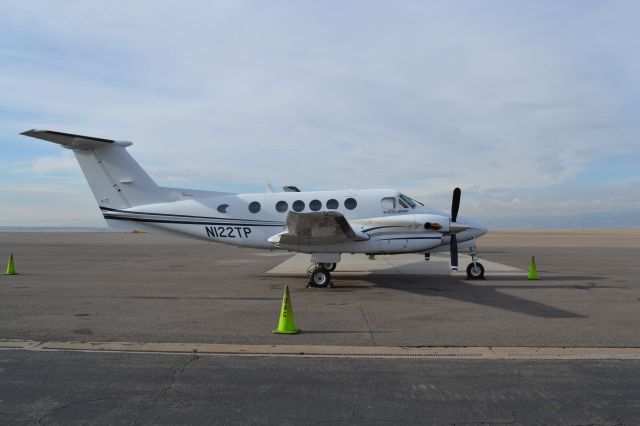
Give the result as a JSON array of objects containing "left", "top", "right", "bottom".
[
  {"left": 248, "top": 201, "right": 261, "bottom": 213},
  {"left": 275, "top": 201, "right": 288, "bottom": 213},
  {"left": 381, "top": 197, "right": 395, "bottom": 210},
  {"left": 292, "top": 200, "right": 305, "bottom": 212},
  {"left": 309, "top": 199, "right": 322, "bottom": 211},
  {"left": 344, "top": 197, "right": 357, "bottom": 210},
  {"left": 217, "top": 204, "right": 229, "bottom": 213},
  {"left": 326, "top": 199, "right": 339, "bottom": 209}
]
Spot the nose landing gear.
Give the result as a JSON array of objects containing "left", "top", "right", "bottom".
[{"left": 466, "top": 249, "right": 485, "bottom": 280}]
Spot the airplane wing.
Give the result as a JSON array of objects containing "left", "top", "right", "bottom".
[{"left": 268, "top": 211, "right": 369, "bottom": 246}]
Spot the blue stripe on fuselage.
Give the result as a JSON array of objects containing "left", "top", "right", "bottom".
[
  {"left": 99, "top": 206, "right": 282, "bottom": 225},
  {"left": 103, "top": 214, "right": 283, "bottom": 227}
]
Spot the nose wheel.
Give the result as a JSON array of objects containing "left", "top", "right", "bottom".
[
  {"left": 466, "top": 250, "right": 485, "bottom": 280},
  {"left": 466, "top": 262, "right": 485, "bottom": 279}
]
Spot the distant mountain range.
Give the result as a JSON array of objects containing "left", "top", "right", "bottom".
[
  {"left": 0, "top": 227, "right": 114, "bottom": 232},
  {"left": 481, "top": 210, "right": 640, "bottom": 231}
]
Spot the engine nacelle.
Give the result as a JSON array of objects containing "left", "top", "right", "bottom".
[{"left": 354, "top": 214, "right": 449, "bottom": 232}]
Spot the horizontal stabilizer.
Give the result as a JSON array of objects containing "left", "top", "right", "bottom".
[
  {"left": 21, "top": 129, "right": 132, "bottom": 150},
  {"left": 21, "top": 128, "right": 164, "bottom": 209}
]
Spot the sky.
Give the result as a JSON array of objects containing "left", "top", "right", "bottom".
[{"left": 1, "top": 1, "right": 639, "bottom": 229}]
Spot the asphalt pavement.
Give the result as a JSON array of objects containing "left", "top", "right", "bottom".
[
  {"left": 1, "top": 231, "right": 639, "bottom": 424},
  {"left": 1, "top": 350, "right": 638, "bottom": 425}
]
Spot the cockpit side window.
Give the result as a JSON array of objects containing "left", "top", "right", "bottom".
[{"left": 381, "top": 197, "right": 396, "bottom": 210}]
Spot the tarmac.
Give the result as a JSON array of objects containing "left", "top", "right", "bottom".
[{"left": 1, "top": 231, "right": 640, "bottom": 424}]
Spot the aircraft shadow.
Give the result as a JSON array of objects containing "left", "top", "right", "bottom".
[
  {"left": 481, "top": 274, "right": 608, "bottom": 282},
  {"left": 333, "top": 274, "right": 588, "bottom": 318},
  {"left": 330, "top": 273, "right": 592, "bottom": 319},
  {"left": 298, "top": 330, "right": 383, "bottom": 335},
  {"left": 268, "top": 260, "right": 619, "bottom": 318}
]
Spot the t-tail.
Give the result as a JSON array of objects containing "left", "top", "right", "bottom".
[
  {"left": 21, "top": 130, "right": 168, "bottom": 211},
  {"left": 22, "top": 129, "right": 232, "bottom": 234}
]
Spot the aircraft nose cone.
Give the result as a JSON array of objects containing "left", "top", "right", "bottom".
[
  {"left": 454, "top": 214, "right": 488, "bottom": 238},
  {"left": 470, "top": 218, "right": 488, "bottom": 238}
]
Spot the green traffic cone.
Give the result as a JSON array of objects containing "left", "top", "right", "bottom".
[
  {"left": 272, "top": 285, "right": 299, "bottom": 334},
  {"left": 5, "top": 253, "right": 16, "bottom": 275},
  {"left": 528, "top": 256, "right": 538, "bottom": 280}
]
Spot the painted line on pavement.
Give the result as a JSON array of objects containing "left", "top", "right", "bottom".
[{"left": 1, "top": 339, "right": 639, "bottom": 359}]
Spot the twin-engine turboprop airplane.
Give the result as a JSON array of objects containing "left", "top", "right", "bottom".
[{"left": 21, "top": 129, "right": 488, "bottom": 287}]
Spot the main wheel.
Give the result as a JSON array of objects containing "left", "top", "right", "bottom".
[
  {"left": 309, "top": 267, "right": 331, "bottom": 288},
  {"left": 322, "top": 263, "right": 337, "bottom": 272},
  {"left": 466, "top": 262, "right": 485, "bottom": 280}
]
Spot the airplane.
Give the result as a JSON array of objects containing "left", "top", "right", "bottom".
[{"left": 21, "top": 129, "right": 488, "bottom": 287}]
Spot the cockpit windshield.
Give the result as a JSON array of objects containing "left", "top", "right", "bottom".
[{"left": 399, "top": 193, "right": 423, "bottom": 208}]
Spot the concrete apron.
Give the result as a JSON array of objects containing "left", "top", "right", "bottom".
[{"left": 266, "top": 253, "right": 522, "bottom": 276}]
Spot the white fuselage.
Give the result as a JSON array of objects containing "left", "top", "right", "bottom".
[
  {"left": 19, "top": 129, "right": 487, "bottom": 260},
  {"left": 102, "top": 189, "right": 487, "bottom": 255}
]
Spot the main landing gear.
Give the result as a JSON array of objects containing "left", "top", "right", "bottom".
[
  {"left": 466, "top": 249, "right": 485, "bottom": 280},
  {"left": 307, "top": 263, "right": 337, "bottom": 288},
  {"left": 322, "top": 263, "right": 337, "bottom": 272}
]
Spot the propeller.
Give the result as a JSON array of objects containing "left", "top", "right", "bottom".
[
  {"left": 450, "top": 187, "right": 461, "bottom": 271},
  {"left": 450, "top": 233, "right": 458, "bottom": 271},
  {"left": 451, "top": 187, "right": 461, "bottom": 223}
]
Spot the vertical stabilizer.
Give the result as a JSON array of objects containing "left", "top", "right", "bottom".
[
  {"left": 21, "top": 129, "right": 168, "bottom": 209},
  {"left": 73, "top": 147, "right": 166, "bottom": 209}
]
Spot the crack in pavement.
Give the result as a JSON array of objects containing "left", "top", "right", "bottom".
[
  {"left": 454, "top": 412, "right": 518, "bottom": 426},
  {"left": 131, "top": 354, "right": 199, "bottom": 426},
  {"left": 359, "top": 303, "right": 377, "bottom": 346},
  {"left": 35, "top": 397, "right": 122, "bottom": 425}
]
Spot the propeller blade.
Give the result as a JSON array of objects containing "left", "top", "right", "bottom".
[
  {"left": 450, "top": 234, "right": 458, "bottom": 271},
  {"left": 451, "top": 187, "right": 461, "bottom": 223}
]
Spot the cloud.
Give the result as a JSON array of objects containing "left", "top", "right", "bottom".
[
  {"left": 419, "top": 181, "right": 640, "bottom": 229},
  {"left": 1, "top": 1, "right": 639, "bottom": 227},
  {"left": 27, "top": 155, "right": 78, "bottom": 174},
  {"left": 0, "top": 183, "right": 84, "bottom": 195},
  {"left": 0, "top": 182, "right": 103, "bottom": 227}
]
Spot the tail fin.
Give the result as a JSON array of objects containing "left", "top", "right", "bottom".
[{"left": 21, "top": 129, "right": 168, "bottom": 209}]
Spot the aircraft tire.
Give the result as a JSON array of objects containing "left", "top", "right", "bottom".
[
  {"left": 309, "top": 267, "right": 331, "bottom": 288},
  {"left": 322, "top": 263, "right": 337, "bottom": 272},
  {"left": 466, "top": 262, "right": 485, "bottom": 280}
]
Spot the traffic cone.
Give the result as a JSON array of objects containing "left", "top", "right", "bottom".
[
  {"left": 5, "top": 253, "right": 16, "bottom": 275},
  {"left": 528, "top": 256, "right": 538, "bottom": 280},
  {"left": 272, "top": 285, "right": 299, "bottom": 334}
]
